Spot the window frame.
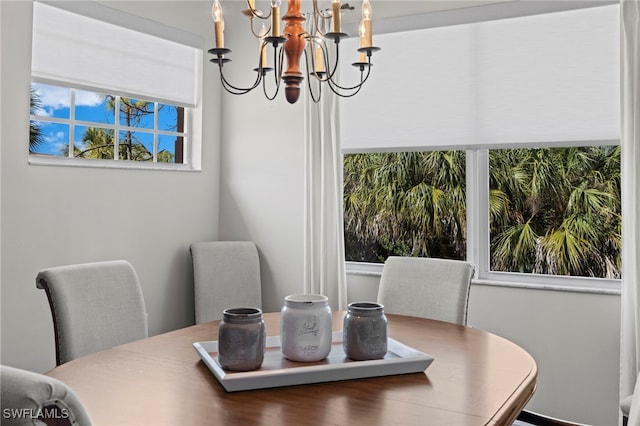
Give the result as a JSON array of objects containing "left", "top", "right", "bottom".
[
  {"left": 29, "top": 81, "right": 196, "bottom": 171},
  {"left": 344, "top": 144, "right": 622, "bottom": 295}
]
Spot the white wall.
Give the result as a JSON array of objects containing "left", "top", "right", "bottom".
[
  {"left": 0, "top": 1, "right": 220, "bottom": 373},
  {"left": 217, "top": 1, "right": 307, "bottom": 313}
]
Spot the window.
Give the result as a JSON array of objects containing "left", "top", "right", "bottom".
[
  {"left": 488, "top": 147, "right": 620, "bottom": 279},
  {"left": 30, "top": 83, "right": 188, "bottom": 164},
  {"left": 30, "top": 1, "right": 203, "bottom": 170},
  {"left": 344, "top": 151, "right": 467, "bottom": 263},
  {"left": 340, "top": 4, "right": 621, "bottom": 289},
  {"left": 343, "top": 146, "right": 621, "bottom": 279}
]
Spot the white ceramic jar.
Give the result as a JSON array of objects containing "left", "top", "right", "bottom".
[{"left": 280, "top": 294, "right": 332, "bottom": 362}]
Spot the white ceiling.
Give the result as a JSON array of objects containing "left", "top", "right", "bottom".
[{"left": 340, "top": 0, "right": 512, "bottom": 22}]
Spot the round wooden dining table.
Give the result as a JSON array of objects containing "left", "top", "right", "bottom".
[{"left": 46, "top": 311, "right": 537, "bottom": 426}]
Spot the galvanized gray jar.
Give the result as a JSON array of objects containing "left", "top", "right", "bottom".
[
  {"left": 218, "top": 307, "right": 266, "bottom": 371},
  {"left": 343, "top": 302, "right": 388, "bottom": 360}
]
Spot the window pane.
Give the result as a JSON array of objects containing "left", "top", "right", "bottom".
[
  {"left": 158, "top": 104, "right": 184, "bottom": 132},
  {"left": 489, "top": 146, "right": 621, "bottom": 278},
  {"left": 158, "top": 135, "right": 179, "bottom": 163},
  {"left": 74, "top": 125, "right": 114, "bottom": 159},
  {"left": 75, "top": 90, "right": 114, "bottom": 124},
  {"left": 119, "top": 130, "right": 153, "bottom": 161},
  {"left": 30, "top": 122, "right": 69, "bottom": 156},
  {"left": 119, "top": 98, "right": 154, "bottom": 129},
  {"left": 344, "top": 151, "right": 467, "bottom": 263},
  {"left": 31, "top": 83, "right": 70, "bottom": 119}
]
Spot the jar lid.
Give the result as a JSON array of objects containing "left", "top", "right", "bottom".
[
  {"left": 222, "top": 307, "right": 263, "bottom": 323},
  {"left": 348, "top": 302, "right": 384, "bottom": 314},
  {"left": 284, "top": 293, "right": 329, "bottom": 307}
]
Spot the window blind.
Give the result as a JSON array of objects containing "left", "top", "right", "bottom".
[
  {"left": 31, "top": 1, "right": 203, "bottom": 108},
  {"left": 340, "top": 4, "right": 620, "bottom": 153}
]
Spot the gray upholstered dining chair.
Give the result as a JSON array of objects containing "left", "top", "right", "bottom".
[
  {"left": 190, "top": 241, "right": 262, "bottom": 324},
  {"left": 377, "top": 256, "right": 475, "bottom": 325},
  {"left": 36, "top": 260, "right": 148, "bottom": 366},
  {"left": 1, "top": 364, "right": 92, "bottom": 426}
]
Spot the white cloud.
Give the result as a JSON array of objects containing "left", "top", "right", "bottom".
[
  {"left": 33, "top": 83, "right": 103, "bottom": 110},
  {"left": 76, "top": 90, "right": 104, "bottom": 107}
]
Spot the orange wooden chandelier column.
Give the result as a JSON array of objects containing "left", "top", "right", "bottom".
[{"left": 282, "top": 0, "right": 306, "bottom": 104}]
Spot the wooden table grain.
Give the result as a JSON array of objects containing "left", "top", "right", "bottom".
[{"left": 46, "top": 312, "right": 536, "bottom": 426}]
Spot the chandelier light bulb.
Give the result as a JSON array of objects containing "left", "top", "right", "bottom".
[
  {"left": 362, "top": 0, "right": 372, "bottom": 20},
  {"left": 213, "top": 0, "right": 223, "bottom": 23},
  {"left": 361, "top": 0, "right": 372, "bottom": 48}
]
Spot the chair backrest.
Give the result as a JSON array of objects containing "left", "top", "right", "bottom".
[
  {"left": 377, "top": 256, "right": 474, "bottom": 325},
  {"left": 190, "top": 241, "right": 262, "bottom": 324},
  {"left": 36, "top": 260, "right": 148, "bottom": 366},
  {"left": 1, "top": 364, "right": 92, "bottom": 426}
]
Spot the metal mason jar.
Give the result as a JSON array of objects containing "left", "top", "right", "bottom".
[
  {"left": 343, "top": 302, "right": 388, "bottom": 360},
  {"left": 280, "top": 294, "right": 332, "bottom": 362},
  {"left": 218, "top": 307, "right": 266, "bottom": 371}
]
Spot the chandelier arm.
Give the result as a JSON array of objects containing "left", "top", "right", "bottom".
[
  {"left": 262, "top": 74, "right": 281, "bottom": 100},
  {"left": 260, "top": 43, "right": 284, "bottom": 100},
  {"left": 302, "top": 47, "right": 322, "bottom": 103},
  {"left": 245, "top": 2, "right": 271, "bottom": 20},
  {"left": 311, "top": 0, "right": 331, "bottom": 37},
  {"left": 321, "top": 39, "right": 342, "bottom": 82},
  {"left": 218, "top": 64, "right": 263, "bottom": 95},
  {"left": 326, "top": 76, "right": 364, "bottom": 98},
  {"left": 249, "top": 14, "right": 272, "bottom": 38},
  {"left": 310, "top": 38, "right": 333, "bottom": 84},
  {"left": 326, "top": 54, "right": 374, "bottom": 92},
  {"left": 276, "top": 42, "right": 286, "bottom": 85}
]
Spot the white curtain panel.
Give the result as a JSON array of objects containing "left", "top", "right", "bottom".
[
  {"left": 302, "top": 80, "right": 348, "bottom": 311},
  {"left": 621, "top": 1, "right": 640, "bottom": 424}
]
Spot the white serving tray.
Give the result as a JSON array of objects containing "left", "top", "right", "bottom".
[{"left": 193, "top": 331, "right": 434, "bottom": 392}]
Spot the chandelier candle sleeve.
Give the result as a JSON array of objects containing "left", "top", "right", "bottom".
[
  {"left": 271, "top": 0, "right": 281, "bottom": 37},
  {"left": 213, "top": 0, "right": 224, "bottom": 49},
  {"left": 260, "top": 24, "right": 268, "bottom": 68},
  {"left": 358, "top": 21, "right": 367, "bottom": 62},
  {"left": 332, "top": 0, "right": 341, "bottom": 33},
  {"left": 315, "top": 45, "right": 324, "bottom": 73}
]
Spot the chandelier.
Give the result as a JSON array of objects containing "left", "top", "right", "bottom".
[{"left": 209, "top": 0, "right": 380, "bottom": 104}]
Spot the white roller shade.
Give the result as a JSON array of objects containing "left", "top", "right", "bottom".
[
  {"left": 341, "top": 4, "right": 620, "bottom": 152},
  {"left": 31, "top": 1, "right": 203, "bottom": 107}
]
